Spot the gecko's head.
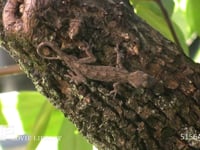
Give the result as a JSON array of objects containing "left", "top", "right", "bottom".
[{"left": 128, "top": 71, "right": 156, "bottom": 88}]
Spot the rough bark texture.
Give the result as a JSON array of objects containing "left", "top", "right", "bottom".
[{"left": 1, "top": 0, "right": 200, "bottom": 149}]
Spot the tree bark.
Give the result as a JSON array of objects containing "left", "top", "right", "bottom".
[{"left": 1, "top": 0, "right": 200, "bottom": 149}]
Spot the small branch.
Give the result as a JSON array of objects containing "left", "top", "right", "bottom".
[
  {"left": 0, "top": 64, "right": 23, "bottom": 76},
  {"left": 155, "top": 0, "right": 183, "bottom": 52}
]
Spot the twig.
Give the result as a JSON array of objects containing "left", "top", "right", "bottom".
[
  {"left": 155, "top": 0, "right": 183, "bottom": 52},
  {"left": 0, "top": 64, "right": 23, "bottom": 76}
]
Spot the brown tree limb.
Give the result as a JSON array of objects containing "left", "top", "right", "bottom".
[
  {"left": 0, "top": 64, "right": 22, "bottom": 76},
  {"left": 0, "top": 0, "right": 200, "bottom": 149}
]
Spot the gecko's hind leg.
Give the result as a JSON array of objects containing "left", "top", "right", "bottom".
[
  {"left": 77, "top": 42, "right": 96, "bottom": 64},
  {"left": 65, "top": 70, "right": 87, "bottom": 85}
]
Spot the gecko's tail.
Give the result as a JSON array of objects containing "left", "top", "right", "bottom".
[{"left": 128, "top": 71, "right": 156, "bottom": 88}]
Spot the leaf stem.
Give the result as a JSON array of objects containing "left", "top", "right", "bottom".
[{"left": 155, "top": 0, "right": 183, "bottom": 52}]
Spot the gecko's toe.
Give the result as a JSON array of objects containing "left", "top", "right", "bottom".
[
  {"left": 109, "top": 82, "right": 121, "bottom": 98},
  {"left": 109, "top": 90, "right": 117, "bottom": 98}
]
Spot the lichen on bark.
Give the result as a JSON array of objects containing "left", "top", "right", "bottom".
[{"left": 1, "top": 0, "right": 200, "bottom": 149}]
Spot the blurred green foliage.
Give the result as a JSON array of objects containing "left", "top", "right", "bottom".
[
  {"left": 0, "top": 100, "right": 7, "bottom": 125},
  {"left": 130, "top": 0, "right": 200, "bottom": 60},
  {"left": 17, "top": 92, "right": 93, "bottom": 150}
]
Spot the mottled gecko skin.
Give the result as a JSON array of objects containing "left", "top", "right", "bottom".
[{"left": 37, "top": 42, "right": 156, "bottom": 90}]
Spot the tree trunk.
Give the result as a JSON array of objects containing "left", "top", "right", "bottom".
[{"left": 0, "top": 0, "right": 200, "bottom": 149}]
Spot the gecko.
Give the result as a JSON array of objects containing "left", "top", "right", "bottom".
[{"left": 37, "top": 42, "right": 156, "bottom": 95}]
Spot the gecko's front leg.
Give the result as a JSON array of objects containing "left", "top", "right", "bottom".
[
  {"left": 115, "top": 44, "right": 157, "bottom": 88},
  {"left": 109, "top": 45, "right": 128, "bottom": 97},
  {"left": 114, "top": 45, "right": 127, "bottom": 70},
  {"left": 109, "top": 82, "right": 121, "bottom": 98},
  {"left": 111, "top": 46, "right": 157, "bottom": 97}
]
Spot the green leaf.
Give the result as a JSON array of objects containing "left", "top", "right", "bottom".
[
  {"left": 44, "top": 109, "right": 64, "bottom": 136},
  {"left": 130, "top": 0, "right": 187, "bottom": 54},
  {"left": 134, "top": 1, "right": 173, "bottom": 41},
  {"left": 130, "top": 0, "right": 155, "bottom": 6},
  {"left": 194, "top": 48, "right": 200, "bottom": 63},
  {"left": 26, "top": 100, "right": 54, "bottom": 150},
  {"left": 172, "top": 5, "right": 192, "bottom": 40},
  {"left": 161, "top": 0, "right": 174, "bottom": 17},
  {"left": 130, "top": 0, "right": 174, "bottom": 16},
  {"left": 17, "top": 91, "right": 65, "bottom": 149},
  {"left": 186, "top": 0, "right": 200, "bottom": 35},
  {"left": 17, "top": 91, "right": 64, "bottom": 136},
  {"left": 173, "top": 22, "right": 189, "bottom": 55},
  {"left": 17, "top": 92, "right": 47, "bottom": 134},
  {"left": 58, "top": 119, "right": 93, "bottom": 150},
  {"left": 0, "top": 100, "right": 7, "bottom": 125}
]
